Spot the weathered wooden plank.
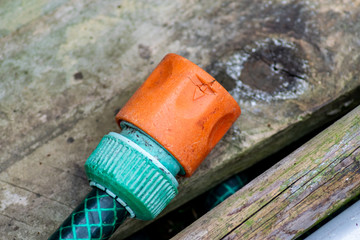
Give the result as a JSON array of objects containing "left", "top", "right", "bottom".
[
  {"left": 173, "top": 106, "right": 360, "bottom": 240},
  {"left": 0, "top": 180, "right": 71, "bottom": 239},
  {"left": 0, "top": 0, "right": 360, "bottom": 239}
]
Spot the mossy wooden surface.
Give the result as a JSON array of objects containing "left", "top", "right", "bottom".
[
  {"left": 0, "top": 0, "right": 360, "bottom": 239},
  {"left": 174, "top": 106, "right": 360, "bottom": 240}
]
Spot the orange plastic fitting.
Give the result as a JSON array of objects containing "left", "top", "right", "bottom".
[{"left": 116, "top": 53, "right": 241, "bottom": 176}]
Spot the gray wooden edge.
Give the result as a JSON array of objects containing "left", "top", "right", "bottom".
[{"left": 173, "top": 105, "right": 360, "bottom": 240}]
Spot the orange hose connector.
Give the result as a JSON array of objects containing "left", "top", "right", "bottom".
[{"left": 116, "top": 53, "right": 240, "bottom": 176}]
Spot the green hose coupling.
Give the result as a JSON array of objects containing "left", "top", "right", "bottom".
[{"left": 85, "top": 122, "right": 182, "bottom": 220}]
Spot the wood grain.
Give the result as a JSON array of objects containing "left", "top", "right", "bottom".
[
  {"left": 0, "top": 0, "right": 360, "bottom": 239},
  {"left": 173, "top": 106, "right": 360, "bottom": 240}
]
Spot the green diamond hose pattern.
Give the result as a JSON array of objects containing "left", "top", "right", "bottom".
[{"left": 49, "top": 188, "right": 128, "bottom": 240}]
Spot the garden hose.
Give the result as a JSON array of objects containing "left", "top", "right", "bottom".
[
  {"left": 205, "top": 173, "right": 248, "bottom": 210},
  {"left": 49, "top": 53, "right": 241, "bottom": 239},
  {"left": 49, "top": 188, "right": 128, "bottom": 240}
]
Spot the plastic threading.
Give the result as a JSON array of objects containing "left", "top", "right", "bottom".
[
  {"left": 108, "top": 132, "right": 178, "bottom": 188},
  {"left": 119, "top": 121, "right": 184, "bottom": 176}
]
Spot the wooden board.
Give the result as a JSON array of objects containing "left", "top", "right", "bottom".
[
  {"left": 0, "top": 0, "right": 360, "bottom": 239},
  {"left": 174, "top": 105, "right": 360, "bottom": 240}
]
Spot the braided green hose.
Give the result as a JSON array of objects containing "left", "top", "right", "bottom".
[
  {"left": 205, "top": 173, "right": 248, "bottom": 210},
  {"left": 49, "top": 188, "right": 128, "bottom": 240}
]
